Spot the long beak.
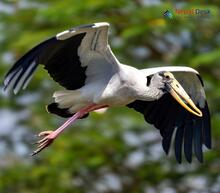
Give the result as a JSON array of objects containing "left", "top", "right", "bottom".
[{"left": 167, "top": 78, "right": 203, "bottom": 117}]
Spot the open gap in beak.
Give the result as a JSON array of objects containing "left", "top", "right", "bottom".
[{"left": 167, "top": 80, "right": 203, "bottom": 117}]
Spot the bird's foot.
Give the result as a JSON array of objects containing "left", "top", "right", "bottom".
[
  {"left": 30, "top": 104, "right": 108, "bottom": 156},
  {"left": 31, "top": 130, "right": 56, "bottom": 156}
]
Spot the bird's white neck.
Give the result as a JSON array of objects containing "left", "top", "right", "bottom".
[{"left": 118, "top": 64, "right": 163, "bottom": 102}]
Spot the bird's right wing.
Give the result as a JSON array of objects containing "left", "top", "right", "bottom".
[
  {"left": 127, "top": 67, "right": 211, "bottom": 163},
  {"left": 4, "top": 22, "right": 120, "bottom": 94}
]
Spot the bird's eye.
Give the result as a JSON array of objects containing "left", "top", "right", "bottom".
[
  {"left": 146, "top": 75, "right": 152, "bottom": 86},
  {"left": 165, "top": 75, "right": 170, "bottom": 79}
]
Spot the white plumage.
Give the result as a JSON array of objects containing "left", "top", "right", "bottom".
[{"left": 4, "top": 22, "right": 211, "bottom": 163}]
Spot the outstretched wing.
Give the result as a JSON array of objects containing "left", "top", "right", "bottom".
[
  {"left": 4, "top": 22, "right": 120, "bottom": 94},
  {"left": 127, "top": 67, "right": 211, "bottom": 163}
]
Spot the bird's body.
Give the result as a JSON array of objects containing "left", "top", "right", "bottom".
[
  {"left": 4, "top": 22, "right": 211, "bottom": 163},
  {"left": 69, "top": 64, "right": 149, "bottom": 108}
]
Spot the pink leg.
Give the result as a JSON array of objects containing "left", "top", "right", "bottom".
[{"left": 31, "top": 104, "right": 108, "bottom": 156}]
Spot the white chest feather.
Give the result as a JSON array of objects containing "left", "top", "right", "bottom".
[
  {"left": 93, "top": 74, "right": 136, "bottom": 106},
  {"left": 92, "top": 66, "right": 150, "bottom": 106}
]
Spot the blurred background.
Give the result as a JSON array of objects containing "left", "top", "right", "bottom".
[{"left": 0, "top": 0, "right": 220, "bottom": 193}]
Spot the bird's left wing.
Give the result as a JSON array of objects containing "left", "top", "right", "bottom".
[
  {"left": 4, "top": 22, "right": 120, "bottom": 94},
  {"left": 127, "top": 67, "right": 211, "bottom": 163}
]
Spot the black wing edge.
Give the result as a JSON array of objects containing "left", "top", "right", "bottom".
[
  {"left": 127, "top": 95, "right": 211, "bottom": 163},
  {"left": 3, "top": 37, "right": 57, "bottom": 94}
]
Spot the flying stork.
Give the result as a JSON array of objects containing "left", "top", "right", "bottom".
[{"left": 3, "top": 22, "right": 211, "bottom": 163}]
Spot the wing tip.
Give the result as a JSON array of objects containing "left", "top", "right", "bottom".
[
  {"left": 197, "top": 155, "right": 204, "bottom": 163},
  {"left": 205, "top": 142, "right": 212, "bottom": 149},
  {"left": 186, "top": 158, "right": 192, "bottom": 163},
  {"left": 184, "top": 150, "right": 192, "bottom": 163},
  {"left": 176, "top": 156, "right": 182, "bottom": 164},
  {"left": 162, "top": 138, "right": 171, "bottom": 155},
  {"left": 3, "top": 61, "right": 37, "bottom": 94}
]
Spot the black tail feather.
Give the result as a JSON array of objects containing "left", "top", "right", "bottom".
[
  {"left": 47, "top": 103, "right": 73, "bottom": 118},
  {"left": 46, "top": 103, "right": 89, "bottom": 119}
]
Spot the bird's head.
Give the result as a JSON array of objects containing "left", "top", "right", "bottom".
[{"left": 147, "top": 71, "right": 202, "bottom": 117}]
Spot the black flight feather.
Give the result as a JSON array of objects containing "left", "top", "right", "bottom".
[
  {"left": 175, "top": 122, "right": 184, "bottom": 163},
  {"left": 184, "top": 114, "right": 193, "bottom": 163},
  {"left": 193, "top": 116, "right": 203, "bottom": 162},
  {"left": 202, "top": 102, "right": 211, "bottom": 149},
  {"left": 162, "top": 100, "right": 180, "bottom": 154}
]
